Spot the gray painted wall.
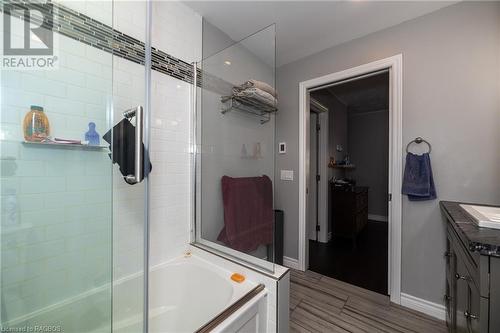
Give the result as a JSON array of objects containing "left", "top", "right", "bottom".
[
  {"left": 310, "top": 92, "right": 348, "bottom": 235},
  {"left": 275, "top": 2, "right": 500, "bottom": 304},
  {"left": 348, "top": 110, "right": 389, "bottom": 217},
  {"left": 328, "top": 95, "right": 349, "bottom": 180},
  {"left": 327, "top": 94, "right": 348, "bottom": 234}
]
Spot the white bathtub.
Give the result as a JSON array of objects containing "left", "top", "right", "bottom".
[
  {"left": 113, "top": 255, "right": 266, "bottom": 333},
  {"left": 147, "top": 254, "right": 264, "bottom": 333}
]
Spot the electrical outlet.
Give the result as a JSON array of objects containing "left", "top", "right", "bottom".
[{"left": 280, "top": 170, "right": 293, "bottom": 181}]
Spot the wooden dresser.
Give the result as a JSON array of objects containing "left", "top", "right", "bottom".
[{"left": 330, "top": 185, "right": 368, "bottom": 246}]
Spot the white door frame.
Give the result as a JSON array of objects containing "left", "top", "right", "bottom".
[{"left": 298, "top": 54, "right": 403, "bottom": 304}]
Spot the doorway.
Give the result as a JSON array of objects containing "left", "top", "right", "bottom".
[
  {"left": 298, "top": 55, "right": 403, "bottom": 303},
  {"left": 308, "top": 72, "right": 390, "bottom": 295}
]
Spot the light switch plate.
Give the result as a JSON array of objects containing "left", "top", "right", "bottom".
[
  {"left": 280, "top": 170, "right": 294, "bottom": 181},
  {"left": 278, "top": 142, "right": 286, "bottom": 154}
]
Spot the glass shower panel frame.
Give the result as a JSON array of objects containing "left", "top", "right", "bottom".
[
  {"left": 111, "top": 0, "right": 152, "bottom": 332},
  {"left": 194, "top": 23, "right": 277, "bottom": 273}
]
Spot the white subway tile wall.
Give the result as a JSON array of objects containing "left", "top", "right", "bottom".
[
  {"left": 1, "top": 0, "right": 201, "bottom": 330},
  {"left": 152, "top": 1, "right": 202, "bottom": 64},
  {"left": 149, "top": 1, "right": 201, "bottom": 267}
]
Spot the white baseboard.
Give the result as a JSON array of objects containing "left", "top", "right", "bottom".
[
  {"left": 368, "top": 214, "right": 388, "bottom": 222},
  {"left": 283, "top": 256, "right": 300, "bottom": 270},
  {"left": 400, "top": 293, "right": 446, "bottom": 321}
]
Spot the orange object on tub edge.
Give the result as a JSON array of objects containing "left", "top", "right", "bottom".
[{"left": 231, "top": 273, "right": 245, "bottom": 283}]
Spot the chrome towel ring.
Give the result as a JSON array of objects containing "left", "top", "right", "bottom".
[{"left": 406, "top": 136, "right": 431, "bottom": 153}]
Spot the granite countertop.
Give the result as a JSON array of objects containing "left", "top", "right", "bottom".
[{"left": 440, "top": 201, "right": 500, "bottom": 257}]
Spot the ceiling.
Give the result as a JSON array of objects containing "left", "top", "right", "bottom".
[
  {"left": 313, "top": 72, "right": 389, "bottom": 114},
  {"left": 184, "top": 1, "right": 457, "bottom": 67}
]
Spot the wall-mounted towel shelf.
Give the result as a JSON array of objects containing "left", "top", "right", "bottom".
[
  {"left": 22, "top": 141, "right": 108, "bottom": 150},
  {"left": 221, "top": 95, "right": 277, "bottom": 124}
]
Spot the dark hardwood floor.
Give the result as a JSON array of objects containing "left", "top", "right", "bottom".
[{"left": 309, "top": 220, "right": 388, "bottom": 295}]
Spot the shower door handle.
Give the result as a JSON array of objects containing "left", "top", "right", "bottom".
[{"left": 123, "top": 105, "right": 144, "bottom": 184}]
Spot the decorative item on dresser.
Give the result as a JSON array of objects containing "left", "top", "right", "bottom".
[
  {"left": 331, "top": 185, "right": 368, "bottom": 248},
  {"left": 440, "top": 201, "right": 500, "bottom": 333}
]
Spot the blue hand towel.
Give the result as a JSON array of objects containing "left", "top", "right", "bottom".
[{"left": 402, "top": 152, "right": 436, "bottom": 201}]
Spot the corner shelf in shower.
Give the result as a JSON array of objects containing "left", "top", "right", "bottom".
[
  {"left": 221, "top": 95, "right": 277, "bottom": 124},
  {"left": 22, "top": 141, "right": 109, "bottom": 150}
]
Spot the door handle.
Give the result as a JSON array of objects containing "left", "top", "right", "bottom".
[
  {"left": 464, "top": 311, "right": 478, "bottom": 320},
  {"left": 455, "top": 273, "right": 470, "bottom": 281},
  {"left": 123, "top": 106, "right": 144, "bottom": 184}
]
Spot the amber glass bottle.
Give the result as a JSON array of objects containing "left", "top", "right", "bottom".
[{"left": 23, "top": 105, "right": 50, "bottom": 142}]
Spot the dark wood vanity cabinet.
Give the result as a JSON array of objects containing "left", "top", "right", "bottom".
[{"left": 441, "top": 201, "right": 500, "bottom": 333}]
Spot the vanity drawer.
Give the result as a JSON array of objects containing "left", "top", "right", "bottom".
[
  {"left": 355, "top": 208, "right": 368, "bottom": 232},
  {"left": 355, "top": 192, "right": 367, "bottom": 212}
]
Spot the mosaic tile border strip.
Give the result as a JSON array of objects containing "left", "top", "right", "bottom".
[{"left": 2, "top": 0, "right": 196, "bottom": 84}]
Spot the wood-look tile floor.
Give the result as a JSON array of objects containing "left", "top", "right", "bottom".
[{"left": 290, "top": 269, "right": 447, "bottom": 333}]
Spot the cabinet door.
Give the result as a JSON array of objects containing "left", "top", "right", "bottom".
[
  {"left": 445, "top": 279, "right": 454, "bottom": 332},
  {"left": 465, "top": 280, "right": 481, "bottom": 333},
  {"left": 445, "top": 236, "right": 456, "bottom": 332},
  {"left": 456, "top": 256, "right": 469, "bottom": 333}
]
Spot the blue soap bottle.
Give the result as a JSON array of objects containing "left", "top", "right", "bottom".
[{"left": 85, "top": 122, "right": 100, "bottom": 145}]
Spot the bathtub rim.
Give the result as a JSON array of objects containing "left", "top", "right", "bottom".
[
  {"left": 191, "top": 243, "right": 289, "bottom": 280},
  {"left": 195, "top": 283, "right": 266, "bottom": 333}
]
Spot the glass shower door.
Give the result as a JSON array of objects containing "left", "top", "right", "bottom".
[{"left": 0, "top": 1, "right": 150, "bottom": 332}]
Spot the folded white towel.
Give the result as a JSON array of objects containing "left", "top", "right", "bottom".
[
  {"left": 236, "top": 79, "right": 277, "bottom": 98},
  {"left": 236, "top": 87, "right": 277, "bottom": 107}
]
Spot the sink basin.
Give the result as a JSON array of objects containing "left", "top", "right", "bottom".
[{"left": 460, "top": 204, "right": 500, "bottom": 229}]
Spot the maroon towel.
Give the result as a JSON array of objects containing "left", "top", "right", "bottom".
[{"left": 217, "top": 175, "right": 273, "bottom": 253}]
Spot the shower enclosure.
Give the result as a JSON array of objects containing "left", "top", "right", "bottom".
[
  {"left": 1, "top": 1, "right": 150, "bottom": 331},
  {"left": 1, "top": 1, "right": 278, "bottom": 332}
]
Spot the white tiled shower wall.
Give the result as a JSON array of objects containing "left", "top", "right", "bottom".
[
  {"left": 0, "top": 0, "right": 201, "bottom": 328},
  {"left": 1, "top": 13, "right": 114, "bottom": 327}
]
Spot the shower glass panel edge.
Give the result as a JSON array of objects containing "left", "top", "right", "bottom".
[
  {"left": 143, "top": 1, "right": 152, "bottom": 333},
  {"left": 194, "top": 22, "right": 277, "bottom": 274},
  {"left": 111, "top": 1, "right": 150, "bottom": 333}
]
